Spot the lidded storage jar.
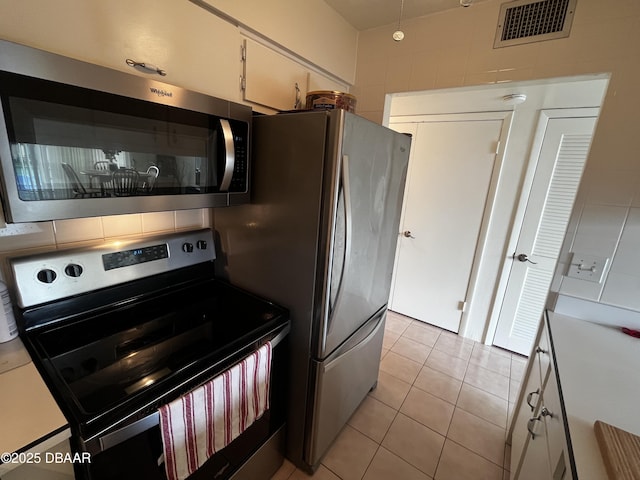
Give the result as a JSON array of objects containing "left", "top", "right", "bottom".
[{"left": 305, "top": 91, "right": 357, "bottom": 113}]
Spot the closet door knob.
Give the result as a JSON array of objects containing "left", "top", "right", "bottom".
[{"left": 516, "top": 253, "right": 537, "bottom": 264}]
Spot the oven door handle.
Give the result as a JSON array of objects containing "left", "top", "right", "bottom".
[
  {"left": 95, "top": 325, "right": 289, "bottom": 453},
  {"left": 270, "top": 323, "right": 289, "bottom": 349},
  {"left": 99, "top": 412, "right": 160, "bottom": 452}
]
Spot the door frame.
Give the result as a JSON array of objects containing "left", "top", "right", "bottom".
[
  {"left": 388, "top": 111, "right": 514, "bottom": 333},
  {"left": 487, "top": 107, "right": 600, "bottom": 349}
]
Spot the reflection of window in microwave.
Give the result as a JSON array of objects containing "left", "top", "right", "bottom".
[
  {"left": 10, "top": 97, "right": 210, "bottom": 157},
  {"left": 12, "top": 144, "right": 209, "bottom": 200},
  {"left": 8, "top": 96, "right": 218, "bottom": 200}
]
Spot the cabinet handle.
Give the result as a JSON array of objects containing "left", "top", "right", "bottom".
[
  {"left": 527, "top": 417, "right": 540, "bottom": 439},
  {"left": 527, "top": 406, "right": 554, "bottom": 439},
  {"left": 535, "top": 346, "right": 547, "bottom": 354},
  {"left": 526, "top": 388, "right": 540, "bottom": 411},
  {"left": 540, "top": 406, "right": 553, "bottom": 418}
]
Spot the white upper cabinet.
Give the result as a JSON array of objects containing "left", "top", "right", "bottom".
[
  {"left": 241, "top": 37, "right": 309, "bottom": 111},
  {"left": 0, "top": 0, "right": 242, "bottom": 102},
  {"left": 0, "top": 1, "right": 354, "bottom": 110},
  {"left": 199, "top": 0, "right": 358, "bottom": 84},
  {"left": 240, "top": 37, "right": 350, "bottom": 112}
]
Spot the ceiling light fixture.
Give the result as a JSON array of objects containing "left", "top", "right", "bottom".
[
  {"left": 460, "top": 0, "right": 473, "bottom": 6},
  {"left": 392, "top": 0, "right": 405, "bottom": 42},
  {"left": 503, "top": 93, "right": 527, "bottom": 105}
]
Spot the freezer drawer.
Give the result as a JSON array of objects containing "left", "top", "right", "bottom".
[{"left": 305, "top": 308, "right": 386, "bottom": 468}]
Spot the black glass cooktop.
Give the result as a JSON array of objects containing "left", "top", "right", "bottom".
[{"left": 22, "top": 272, "right": 287, "bottom": 438}]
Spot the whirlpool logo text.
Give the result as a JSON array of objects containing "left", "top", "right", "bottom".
[{"left": 150, "top": 87, "right": 173, "bottom": 98}]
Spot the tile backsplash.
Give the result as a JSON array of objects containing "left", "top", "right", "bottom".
[{"left": 555, "top": 202, "right": 640, "bottom": 310}]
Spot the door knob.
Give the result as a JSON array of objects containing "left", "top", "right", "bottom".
[
  {"left": 402, "top": 230, "right": 415, "bottom": 238},
  {"left": 515, "top": 253, "right": 537, "bottom": 264}
]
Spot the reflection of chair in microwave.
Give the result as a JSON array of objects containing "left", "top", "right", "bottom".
[
  {"left": 112, "top": 168, "right": 139, "bottom": 196},
  {"left": 93, "top": 160, "right": 115, "bottom": 193},
  {"left": 154, "top": 155, "right": 180, "bottom": 191},
  {"left": 61, "top": 163, "right": 102, "bottom": 198},
  {"left": 142, "top": 165, "right": 159, "bottom": 192}
]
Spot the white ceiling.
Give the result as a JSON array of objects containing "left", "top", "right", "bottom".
[{"left": 324, "top": 0, "right": 490, "bottom": 31}]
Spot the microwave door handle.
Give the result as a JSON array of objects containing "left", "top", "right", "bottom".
[{"left": 219, "top": 119, "right": 235, "bottom": 191}]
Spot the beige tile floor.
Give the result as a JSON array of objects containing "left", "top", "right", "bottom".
[{"left": 271, "top": 310, "right": 527, "bottom": 480}]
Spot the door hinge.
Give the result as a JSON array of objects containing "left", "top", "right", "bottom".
[
  {"left": 458, "top": 300, "right": 467, "bottom": 312},
  {"left": 240, "top": 44, "right": 246, "bottom": 62},
  {"left": 240, "top": 76, "right": 246, "bottom": 91}
]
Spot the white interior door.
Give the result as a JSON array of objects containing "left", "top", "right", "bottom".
[
  {"left": 389, "top": 115, "right": 506, "bottom": 332},
  {"left": 493, "top": 111, "right": 598, "bottom": 355}
]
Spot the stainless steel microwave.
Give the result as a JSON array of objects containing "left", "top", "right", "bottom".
[{"left": 0, "top": 40, "right": 251, "bottom": 223}]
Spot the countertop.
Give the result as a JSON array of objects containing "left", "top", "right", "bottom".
[
  {"left": 0, "top": 337, "right": 69, "bottom": 472},
  {"left": 548, "top": 311, "right": 640, "bottom": 480}
]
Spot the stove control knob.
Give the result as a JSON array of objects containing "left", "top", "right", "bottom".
[
  {"left": 196, "top": 240, "right": 208, "bottom": 250},
  {"left": 36, "top": 268, "right": 57, "bottom": 284},
  {"left": 65, "top": 263, "right": 83, "bottom": 278},
  {"left": 182, "top": 242, "right": 194, "bottom": 253}
]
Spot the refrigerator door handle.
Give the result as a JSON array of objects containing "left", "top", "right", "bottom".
[
  {"left": 324, "top": 307, "right": 385, "bottom": 372},
  {"left": 219, "top": 118, "right": 235, "bottom": 192},
  {"left": 326, "top": 154, "right": 353, "bottom": 337}
]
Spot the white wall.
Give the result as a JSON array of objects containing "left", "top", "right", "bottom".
[{"left": 354, "top": 0, "right": 640, "bottom": 321}]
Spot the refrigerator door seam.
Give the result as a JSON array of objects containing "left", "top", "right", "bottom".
[{"left": 317, "top": 111, "right": 346, "bottom": 358}]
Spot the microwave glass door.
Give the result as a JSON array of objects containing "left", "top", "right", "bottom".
[{"left": 1, "top": 72, "right": 248, "bottom": 202}]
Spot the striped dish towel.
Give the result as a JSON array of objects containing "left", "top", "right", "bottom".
[{"left": 159, "top": 341, "right": 272, "bottom": 480}]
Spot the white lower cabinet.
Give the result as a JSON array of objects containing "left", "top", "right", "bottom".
[
  {"left": 510, "top": 314, "right": 572, "bottom": 480},
  {"left": 511, "top": 319, "right": 548, "bottom": 476},
  {"left": 518, "top": 407, "right": 551, "bottom": 480},
  {"left": 543, "top": 372, "right": 571, "bottom": 479},
  {"left": 0, "top": 439, "right": 74, "bottom": 480}
]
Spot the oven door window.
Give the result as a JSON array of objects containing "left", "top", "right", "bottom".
[{"left": 0, "top": 72, "right": 248, "bottom": 201}]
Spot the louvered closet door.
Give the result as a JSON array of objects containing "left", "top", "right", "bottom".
[{"left": 493, "top": 114, "right": 597, "bottom": 355}]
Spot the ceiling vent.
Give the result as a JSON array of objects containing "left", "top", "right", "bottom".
[{"left": 494, "top": 0, "right": 577, "bottom": 48}]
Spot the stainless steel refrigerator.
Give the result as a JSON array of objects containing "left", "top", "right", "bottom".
[{"left": 214, "top": 109, "right": 410, "bottom": 472}]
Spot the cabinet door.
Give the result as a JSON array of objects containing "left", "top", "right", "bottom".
[
  {"left": 1, "top": 439, "right": 74, "bottom": 479},
  {"left": 518, "top": 410, "right": 551, "bottom": 480},
  {"left": 511, "top": 353, "right": 542, "bottom": 475},
  {"left": 0, "top": 1, "right": 242, "bottom": 102},
  {"left": 511, "top": 318, "right": 549, "bottom": 474},
  {"left": 242, "top": 38, "right": 309, "bottom": 111},
  {"left": 543, "top": 368, "right": 572, "bottom": 479},
  {"left": 536, "top": 321, "right": 551, "bottom": 387}
]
